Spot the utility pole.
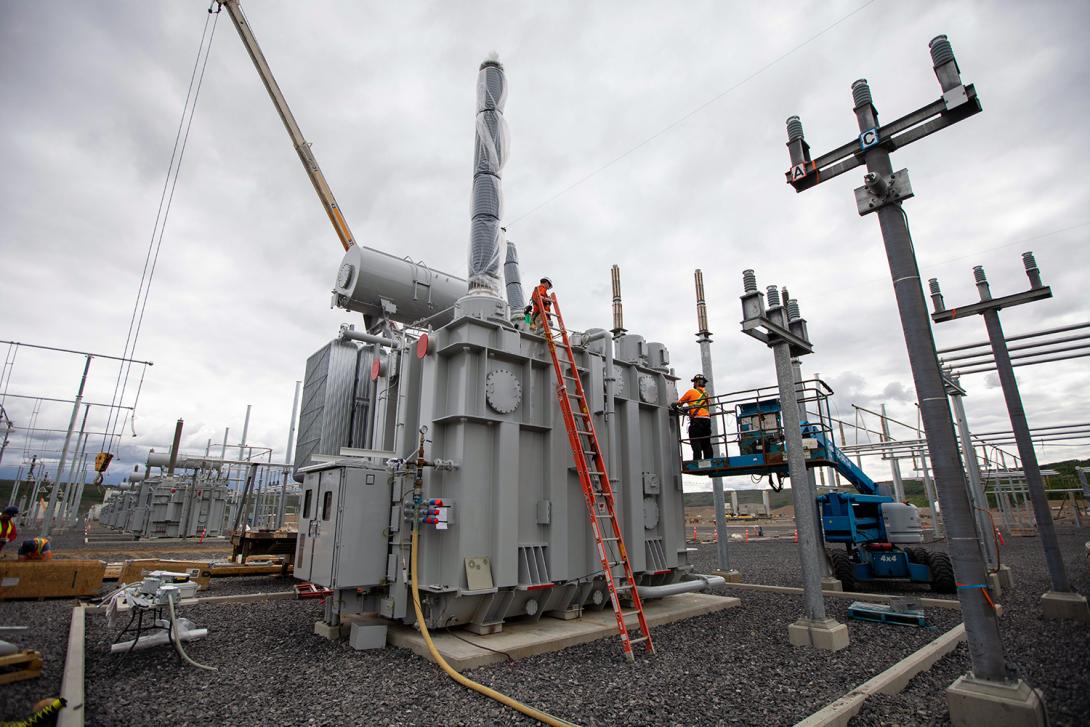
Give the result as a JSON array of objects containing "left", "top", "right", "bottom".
[
  {"left": 740, "top": 269, "right": 848, "bottom": 651},
  {"left": 693, "top": 269, "right": 734, "bottom": 577},
  {"left": 930, "top": 255, "right": 1089, "bottom": 622},
  {"left": 783, "top": 36, "right": 1044, "bottom": 723},
  {"left": 944, "top": 374, "right": 1001, "bottom": 577},
  {"left": 43, "top": 355, "right": 92, "bottom": 536}
]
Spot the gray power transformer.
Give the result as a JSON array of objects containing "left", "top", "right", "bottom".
[{"left": 295, "top": 297, "right": 692, "bottom": 633}]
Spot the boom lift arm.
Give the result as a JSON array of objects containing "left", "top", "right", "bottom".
[{"left": 216, "top": 0, "right": 356, "bottom": 252}]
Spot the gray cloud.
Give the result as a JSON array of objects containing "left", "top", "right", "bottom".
[{"left": 2, "top": 0, "right": 1088, "bottom": 489}]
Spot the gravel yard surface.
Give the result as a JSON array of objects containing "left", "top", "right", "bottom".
[
  {"left": 81, "top": 544, "right": 961, "bottom": 727},
  {"left": 15, "top": 526, "right": 1086, "bottom": 725},
  {"left": 0, "top": 600, "right": 76, "bottom": 721},
  {"left": 851, "top": 526, "right": 1090, "bottom": 727}
]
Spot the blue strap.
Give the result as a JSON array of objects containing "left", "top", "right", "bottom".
[{"left": 956, "top": 583, "right": 987, "bottom": 590}]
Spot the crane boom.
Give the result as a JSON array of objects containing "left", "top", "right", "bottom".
[{"left": 217, "top": 0, "right": 356, "bottom": 252}]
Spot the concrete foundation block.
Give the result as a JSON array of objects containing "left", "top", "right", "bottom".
[
  {"left": 349, "top": 619, "right": 389, "bottom": 651},
  {"left": 947, "top": 675, "right": 1047, "bottom": 727},
  {"left": 788, "top": 617, "right": 850, "bottom": 651},
  {"left": 986, "top": 570, "right": 1003, "bottom": 599},
  {"left": 1040, "top": 590, "right": 1090, "bottom": 621},
  {"left": 996, "top": 564, "right": 1013, "bottom": 590},
  {"left": 820, "top": 577, "right": 843, "bottom": 592},
  {"left": 313, "top": 620, "right": 343, "bottom": 641},
  {"left": 716, "top": 569, "right": 742, "bottom": 583}
]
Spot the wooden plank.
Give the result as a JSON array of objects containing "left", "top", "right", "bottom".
[
  {"left": 116, "top": 560, "right": 213, "bottom": 588},
  {"left": 0, "top": 650, "right": 43, "bottom": 685},
  {"left": 0, "top": 561, "right": 106, "bottom": 600},
  {"left": 57, "top": 606, "right": 85, "bottom": 727}
]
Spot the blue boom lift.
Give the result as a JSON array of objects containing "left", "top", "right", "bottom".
[{"left": 679, "top": 383, "right": 955, "bottom": 593}]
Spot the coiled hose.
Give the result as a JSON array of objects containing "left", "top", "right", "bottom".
[{"left": 410, "top": 526, "right": 577, "bottom": 727}]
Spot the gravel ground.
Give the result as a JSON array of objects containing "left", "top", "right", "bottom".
[
  {"left": 0, "top": 600, "right": 77, "bottom": 720},
  {"left": 80, "top": 553, "right": 961, "bottom": 726},
  {"left": 12, "top": 526, "right": 1085, "bottom": 725},
  {"left": 851, "top": 526, "right": 1090, "bottom": 727}
]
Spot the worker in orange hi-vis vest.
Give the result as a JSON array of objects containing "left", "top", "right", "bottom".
[
  {"left": 18, "top": 537, "right": 52, "bottom": 561},
  {"left": 674, "top": 374, "right": 714, "bottom": 461},
  {"left": 0, "top": 506, "right": 17, "bottom": 555},
  {"left": 530, "top": 277, "right": 553, "bottom": 331}
]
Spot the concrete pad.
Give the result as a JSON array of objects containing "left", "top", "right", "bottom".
[
  {"left": 1040, "top": 590, "right": 1090, "bottom": 621},
  {"left": 349, "top": 619, "right": 388, "bottom": 651},
  {"left": 821, "top": 577, "right": 844, "bottom": 592},
  {"left": 947, "top": 676, "right": 1047, "bottom": 727},
  {"left": 57, "top": 606, "right": 85, "bottom": 727},
  {"left": 719, "top": 581, "right": 963, "bottom": 610},
  {"left": 796, "top": 624, "right": 966, "bottom": 727},
  {"left": 388, "top": 592, "right": 740, "bottom": 670},
  {"left": 788, "top": 617, "right": 850, "bottom": 651}
]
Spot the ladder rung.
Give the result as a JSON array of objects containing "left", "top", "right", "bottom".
[
  {"left": 627, "top": 636, "right": 649, "bottom": 645},
  {"left": 614, "top": 584, "right": 633, "bottom": 592}
]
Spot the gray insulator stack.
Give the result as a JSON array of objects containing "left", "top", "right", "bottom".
[
  {"left": 503, "top": 240, "right": 526, "bottom": 310},
  {"left": 469, "top": 57, "right": 509, "bottom": 296}
]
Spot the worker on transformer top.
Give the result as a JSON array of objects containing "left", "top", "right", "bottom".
[
  {"left": 530, "top": 277, "right": 553, "bottom": 332},
  {"left": 674, "top": 374, "right": 714, "bottom": 461},
  {"left": 0, "top": 506, "right": 17, "bottom": 554},
  {"left": 18, "top": 537, "right": 52, "bottom": 561}
]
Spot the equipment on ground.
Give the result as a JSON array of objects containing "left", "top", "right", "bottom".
[
  {"left": 846, "top": 598, "right": 927, "bottom": 627},
  {"left": 683, "top": 380, "right": 955, "bottom": 593},
  {"left": 106, "top": 572, "right": 214, "bottom": 669}
]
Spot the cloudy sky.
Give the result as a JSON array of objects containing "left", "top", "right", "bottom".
[{"left": 2, "top": 0, "right": 1088, "bottom": 490}]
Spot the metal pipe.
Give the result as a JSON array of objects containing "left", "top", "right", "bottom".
[
  {"left": 954, "top": 349, "right": 1090, "bottom": 376},
  {"left": 42, "top": 355, "right": 91, "bottom": 536},
  {"left": 279, "top": 379, "right": 302, "bottom": 528},
  {"left": 637, "top": 574, "right": 726, "bottom": 600},
  {"left": 880, "top": 404, "right": 905, "bottom": 501},
  {"left": 167, "top": 418, "right": 184, "bottom": 476},
  {"left": 941, "top": 332, "right": 1090, "bottom": 362},
  {"left": 339, "top": 327, "right": 397, "bottom": 347},
  {"left": 936, "top": 321, "right": 1090, "bottom": 355}
]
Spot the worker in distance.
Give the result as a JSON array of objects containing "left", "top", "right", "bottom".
[
  {"left": 17, "top": 536, "right": 52, "bottom": 561},
  {"left": 0, "top": 506, "right": 18, "bottom": 555},
  {"left": 673, "top": 374, "right": 714, "bottom": 461}
]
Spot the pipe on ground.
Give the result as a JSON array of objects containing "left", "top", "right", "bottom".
[{"left": 637, "top": 574, "right": 726, "bottom": 600}]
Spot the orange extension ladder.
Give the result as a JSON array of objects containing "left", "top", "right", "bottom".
[{"left": 531, "top": 288, "right": 654, "bottom": 662}]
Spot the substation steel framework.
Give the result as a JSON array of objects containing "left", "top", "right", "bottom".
[{"left": 781, "top": 34, "right": 1046, "bottom": 722}]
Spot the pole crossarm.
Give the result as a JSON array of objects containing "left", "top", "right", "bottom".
[
  {"left": 785, "top": 86, "right": 981, "bottom": 192},
  {"left": 932, "top": 286, "right": 1051, "bottom": 322}
]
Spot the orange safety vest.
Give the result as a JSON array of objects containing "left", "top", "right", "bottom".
[
  {"left": 677, "top": 387, "right": 710, "bottom": 418},
  {"left": 533, "top": 284, "right": 552, "bottom": 309},
  {"left": 0, "top": 519, "right": 15, "bottom": 543}
]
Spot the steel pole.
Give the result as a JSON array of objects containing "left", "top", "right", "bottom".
[
  {"left": 694, "top": 270, "right": 730, "bottom": 570},
  {"left": 42, "top": 355, "right": 91, "bottom": 536},
  {"left": 982, "top": 309, "right": 1069, "bottom": 592},
  {"left": 851, "top": 81, "right": 1005, "bottom": 681},
  {"left": 949, "top": 390, "right": 998, "bottom": 569},
  {"left": 239, "top": 405, "right": 251, "bottom": 461},
  {"left": 278, "top": 380, "right": 302, "bottom": 529},
  {"left": 773, "top": 341, "right": 826, "bottom": 620},
  {"left": 880, "top": 404, "right": 906, "bottom": 501}
]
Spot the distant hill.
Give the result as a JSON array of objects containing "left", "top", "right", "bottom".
[
  {"left": 0, "top": 478, "right": 107, "bottom": 516},
  {"left": 683, "top": 458, "right": 1088, "bottom": 511}
]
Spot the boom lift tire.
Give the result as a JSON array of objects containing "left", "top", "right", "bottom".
[
  {"left": 905, "top": 547, "right": 930, "bottom": 566},
  {"left": 827, "top": 549, "right": 857, "bottom": 592},
  {"left": 928, "top": 551, "right": 956, "bottom": 594}
]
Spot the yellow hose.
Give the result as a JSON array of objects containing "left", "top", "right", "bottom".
[{"left": 410, "top": 526, "right": 578, "bottom": 727}]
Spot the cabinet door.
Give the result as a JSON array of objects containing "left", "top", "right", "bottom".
[
  {"left": 294, "top": 474, "right": 321, "bottom": 581},
  {"left": 307, "top": 468, "right": 342, "bottom": 587}
]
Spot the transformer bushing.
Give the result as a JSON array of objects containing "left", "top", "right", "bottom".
[{"left": 468, "top": 58, "right": 508, "bottom": 297}]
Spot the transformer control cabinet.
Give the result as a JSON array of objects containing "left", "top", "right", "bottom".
[{"left": 295, "top": 461, "right": 391, "bottom": 589}]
